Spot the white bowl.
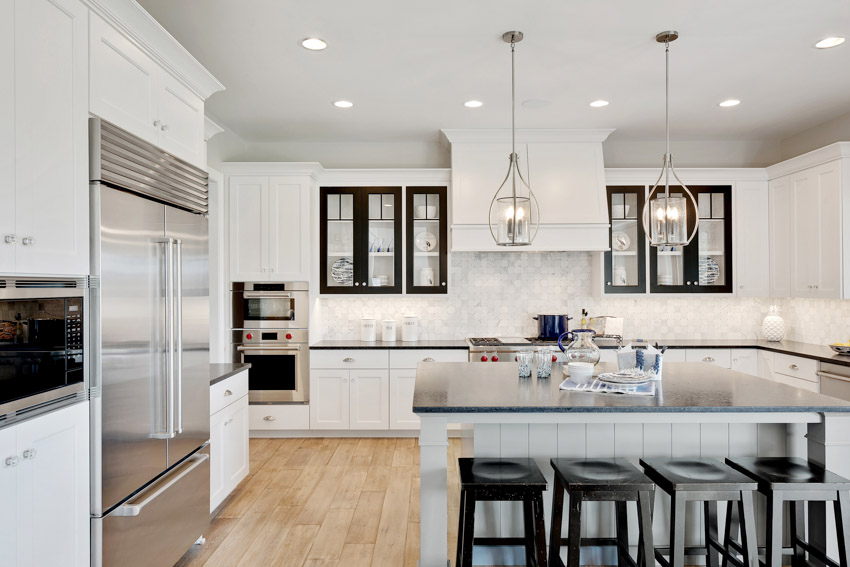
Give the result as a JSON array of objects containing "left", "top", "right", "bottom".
[
  {"left": 415, "top": 205, "right": 438, "bottom": 219},
  {"left": 568, "top": 362, "right": 595, "bottom": 385}
]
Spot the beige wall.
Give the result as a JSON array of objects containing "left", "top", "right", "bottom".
[{"left": 780, "top": 109, "right": 850, "bottom": 160}]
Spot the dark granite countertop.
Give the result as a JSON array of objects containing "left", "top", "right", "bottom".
[
  {"left": 412, "top": 362, "right": 850, "bottom": 414},
  {"left": 210, "top": 363, "right": 251, "bottom": 386},
  {"left": 310, "top": 339, "right": 469, "bottom": 350}
]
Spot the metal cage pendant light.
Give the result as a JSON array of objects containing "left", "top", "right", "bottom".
[
  {"left": 488, "top": 31, "right": 539, "bottom": 246},
  {"left": 641, "top": 31, "right": 699, "bottom": 247}
]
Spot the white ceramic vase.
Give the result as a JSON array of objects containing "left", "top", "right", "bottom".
[{"left": 762, "top": 305, "right": 785, "bottom": 342}]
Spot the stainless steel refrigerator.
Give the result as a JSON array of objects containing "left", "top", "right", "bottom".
[{"left": 89, "top": 118, "right": 211, "bottom": 567}]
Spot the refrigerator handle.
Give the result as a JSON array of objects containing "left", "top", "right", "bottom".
[
  {"left": 151, "top": 238, "right": 175, "bottom": 440},
  {"left": 164, "top": 237, "right": 176, "bottom": 438},
  {"left": 110, "top": 452, "right": 209, "bottom": 517},
  {"left": 173, "top": 238, "right": 183, "bottom": 434}
]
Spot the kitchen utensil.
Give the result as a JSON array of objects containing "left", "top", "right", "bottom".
[
  {"left": 360, "top": 319, "right": 376, "bottom": 342},
  {"left": 567, "top": 362, "right": 594, "bottom": 384},
  {"left": 533, "top": 314, "right": 572, "bottom": 341},
  {"left": 559, "top": 329, "right": 601, "bottom": 365},
  {"left": 699, "top": 256, "right": 720, "bottom": 285},
  {"left": 419, "top": 267, "right": 435, "bottom": 286},
  {"left": 331, "top": 257, "right": 354, "bottom": 285},
  {"left": 415, "top": 232, "right": 436, "bottom": 252},
  {"left": 382, "top": 320, "right": 397, "bottom": 342},
  {"left": 534, "top": 348, "right": 553, "bottom": 378},
  {"left": 401, "top": 315, "right": 419, "bottom": 342},
  {"left": 415, "top": 205, "right": 438, "bottom": 219},
  {"left": 830, "top": 344, "right": 850, "bottom": 355},
  {"left": 517, "top": 349, "right": 533, "bottom": 378},
  {"left": 612, "top": 232, "right": 631, "bottom": 251}
]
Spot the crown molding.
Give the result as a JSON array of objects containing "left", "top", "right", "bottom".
[
  {"left": 204, "top": 116, "right": 225, "bottom": 141},
  {"left": 318, "top": 168, "right": 451, "bottom": 185},
  {"left": 441, "top": 129, "right": 615, "bottom": 144},
  {"left": 766, "top": 142, "right": 850, "bottom": 179},
  {"left": 83, "top": 0, "right": 225, "bottom": 100},
  {"left": 218, "top": 162, "right": 324, "bottom": 178},
  {"left": 605, "top": 167, "right": 769, "bottom": 184}
]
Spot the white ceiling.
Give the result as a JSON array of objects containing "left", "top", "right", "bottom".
[{"left": 138, "top": 0, "right": 850, "bottom": 145}]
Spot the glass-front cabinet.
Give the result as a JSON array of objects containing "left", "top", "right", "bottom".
[
  {"left": 604, "top": 187, "right": 646, "bottom": 293},
  {"left": 406, "top": 187, "right": 447, "bottom": 294},
  {"left": 320, "top": 187, "right": 402, "bottom": 294}
]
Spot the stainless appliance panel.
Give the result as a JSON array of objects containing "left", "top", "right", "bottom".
[
  {"left": 98, "top": 187, "right": 168, "bottom": 511},
  {"left": 231, "top": 282, "right": 309, "bottom": 330},
  {"left": 164, "top": 206, "right": 210, "bottom": 468},
  {"left": 98, "top": 445, "right": 210, "bottom": 567},
  {"left": 234, "top": 329, "right": 309, "bottom": 403}
]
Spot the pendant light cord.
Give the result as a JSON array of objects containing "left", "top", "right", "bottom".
[
  {"left": 511, "top": 38, "right": 516, "bottom": 158},
  {"left": 665, "top": 38, "right": 670, "bottom": 158}
]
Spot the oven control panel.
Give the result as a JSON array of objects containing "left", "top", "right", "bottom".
[{"left": 238, "top": 329, "right": 308, "bottom": 344}]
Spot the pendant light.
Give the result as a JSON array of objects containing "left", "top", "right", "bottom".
[
  {"left": 488, "top": 31, "right": 539, "bottom": 246},
  {"left": 641, "top": 31, "right": 699, "bottom": 247}
]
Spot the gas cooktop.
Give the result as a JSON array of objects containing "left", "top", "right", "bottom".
[{"left": 466, "top": 335, "right": 624, "bottom": 349}]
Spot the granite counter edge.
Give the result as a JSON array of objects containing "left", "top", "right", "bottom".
[{"left": 210, "top": 363, "right": 251, "bottom": 386}]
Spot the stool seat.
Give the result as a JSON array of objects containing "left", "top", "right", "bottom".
[
  {"left": 459, "top": 457, "right": 547, "bottom": 489},
  {"left": 640, "top": 458, "right": 758, "bottom": 493},
  {"left": 726, "top": 457, "right": 850, "bottom": 491},
  {"left": 551, "top": 458, "right": 655, "bottom": 492}
]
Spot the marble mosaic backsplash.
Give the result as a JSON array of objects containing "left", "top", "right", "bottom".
[{"left": 315, "top": 252, "right": 849, "bottom": 346}]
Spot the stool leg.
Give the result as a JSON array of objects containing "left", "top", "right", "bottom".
[
  {"left": 637, "top": 491, "right": 655, "bottom": 567},
  {"left": 670, "top": 493, "right": 687, "bottom": 567},
  {"left": 789, "top": 501, "right": 806, "bottom": 567},
  {"left": 567, "top": 491, "right": 583, "bottom": 567},
  {"left": 765, "top": 492, "right": 783, "bottom": 567},
  {"left": 739, "top": 492, "right": 759, "bottom": 567},
  {"left": 616, "top": 500, "right": 629, "bottom": 567},
  {"left": 722, "top": 499, "right": 739, "bottom": 567},
  {"left": 460, "top": 491, "right": 476, "bottom": 567},
  {"left": 550, "top": 476, "right": 566, "bottom": 567},
  {"left": 533, "top": 493, "right": 549, "bottom": 567},
  {"left": 835, "top": 491, "right": 850, "bottom": 567},
  {"left": 456, "top": 489, "right": 466, "bottom": 567},
  {"left": 704, "top": 501, "right": 720, "bottom": 567},
  {"left": 524, "top": 499, "right": 535, "bottom": 566}
]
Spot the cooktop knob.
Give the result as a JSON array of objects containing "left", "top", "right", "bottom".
[{"left": 480, "top": 355, "right": 488, "bottom": 362}]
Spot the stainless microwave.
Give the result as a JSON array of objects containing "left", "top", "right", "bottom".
[{"left": 231, "top": 282, "right": 308, "bottom": 330}]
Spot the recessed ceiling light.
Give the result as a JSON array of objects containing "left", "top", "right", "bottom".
[
  {"left": 589, "top": 100, "right": 609, "bottom": 108},
  {"left": 333, "top": 100, "right": 353, "bottom": 108},
  {"left": 718, "top": 99, "right": 741, "bottom": 107},
  {"left": 301, "top": 38, "right": 327, "bottom": 51},
  {"left": 815, "top": 37, "right": 845, "bottom": 49},
  {"left": 464, "top": 100, "right": 483, "bottom": 108}
]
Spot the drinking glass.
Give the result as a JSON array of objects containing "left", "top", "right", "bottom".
[
  {"left": 535, "top": 348, "right": 553, "bottom": 378},
  {"left": 517, "top": 349, "right": 534, "bottom": 378}
]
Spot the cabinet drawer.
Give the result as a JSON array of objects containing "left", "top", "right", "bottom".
[
  {"left": 210, "top": 371, "right": 249, "bottom": 415},
  {"left": 685, "top": 349, "right": 731, "bottom": 368},
  {"left": 310, "top": 349, "right": 389, "bottom": 369},
  {"left": 774, "top": 372, "right": 820, "bottom": 393},
  {"left": 390, "top": 349, "right": 469, "bottom": 368},
  {"left": 774, "top": 354, "right": 818, "bottom": 383},
  {"left": 249, "top": 404, "right": 309, "bottom": 430}
]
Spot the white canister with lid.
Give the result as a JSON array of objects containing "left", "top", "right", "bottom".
[
  {"left": 360, "top": 318, "right": 376, "bottom": 342},
  {"left": 382, "top": 319, "right": 397, "bottom": 342},
  {"left": 401, "top": 315, "right": 419, "bottom": 342}
]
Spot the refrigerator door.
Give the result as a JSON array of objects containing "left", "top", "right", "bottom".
[
  {"left": 97, "top": 187, "right": 169, "bottom": 512},
  {"left": 165, "top": 206, "right": 210, "bottom": 467}
]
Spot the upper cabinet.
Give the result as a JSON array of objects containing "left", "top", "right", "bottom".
[
  {"left": 0, "top": 0, "right": 89, "bottom": 276},
  {"left": 406, "top": 187, "right": 448, "bottom": 293},
  {"left": 767, "top": 146, "right": 850, "bottom": 299},
  {"left": 603, "top": 187, "right": 646, "bottom": 294}
]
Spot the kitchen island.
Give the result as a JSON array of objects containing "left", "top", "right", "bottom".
[{"left": 413, "top": 362, "right": 850, "bottom": 567}]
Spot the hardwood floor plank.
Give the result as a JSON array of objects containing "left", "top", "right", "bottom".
[
  {"left": 295, "top": 465, "right": 347, "bottom": 525},
  {"left": 173, "top": 517, "right": 239, "bottom": 567},
  {"left": 267, "top": 467, "right": 302, "bottom": 491},
  {"left": 307, "top": 438, "right": 341, "bottom": 466},
  {"left": 340, "top": 543, "right": 374, "bottom": 567},
  {"left": 284, "top": 446, "right": 315, "bottom": 468},
  {"left": 329, "top": 464, "right": 368, "bottom": 509},
  {"left": 392, "top": 437, "right": 415, "bottom": 467},
  {"left": 345, "top": 490, "right": 386, "bottom": 544},
  {"left": 351, "top": 438, "right": 377, "bottom": 466},
  {"left": 373, "top": 437, "right": 396, "bottom": 466},
  {"left": 327, "top": 437, "right": 358, "bottom": 467},
  {"left": 403, "top": 521, "right": 420, "bottom": 567},
  {"left": 216, "top": 467, "right": 277, "bottom": 519},
  {"left": 203, "top": 488, "right": 287, "bottom": 567},
  {"left": 305, "top": 508, "right": 355, "bottom": 561},
  {"left": 270, "top": 524, "right": 320, "bottom": 567},
  {"left": 235, "top": 505, "right": 300, "bottom": 567},
  {"left": 361, "top": 465, "right": 390, "bottom": 492},
  {"left": 372, "top": 465, "right": 413, "bottom": 565}
]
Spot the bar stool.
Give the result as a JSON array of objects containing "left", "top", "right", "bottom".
[
  {"left": 548, "top": 458, "right": 655, "bottom": 567},
  {"left": 726, "top": 456, "right": 850, "bottom": 567},
  {"left": 456, "top": 457, "right": 548, "bottom": 567},
  {"left": 640, "top": 458, "right": 759, "bottom": 567}
]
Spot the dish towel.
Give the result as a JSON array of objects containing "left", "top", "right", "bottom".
[{"left": 558, "top": 378, "right": 657, "bottom": 396}]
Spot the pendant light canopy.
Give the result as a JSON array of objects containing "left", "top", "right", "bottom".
[
  {"left": 641, "top": 31, "right": 699, "bottom": 247},
  {"left": 489, "top": 31, "right": 539, "bottom": 246}
]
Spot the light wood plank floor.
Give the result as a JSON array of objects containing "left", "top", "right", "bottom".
[{"left": 175, "top": 437, "right": 463, "bottom": 567}]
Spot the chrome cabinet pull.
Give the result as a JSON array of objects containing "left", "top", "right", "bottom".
[
  {"left": 354, "top": 282, "right": 359, "bottom": 286},
  {"left": 789, "top": 364, "right": 799, "bottom": 371},
  {"left": 3, "top": 235, "right": 15, "bottom": 244},
  {"left": 343, "top": 357, "right": 355, "bottom": 363},
  {"left": 442, "top": 282, "right": 446, "bottom": 286},
  {"left": 263, "top": 415, "right": 276, "bottom": 421},
  {"left": 153, "top": 120, "right": 161, "bottom": 127},
  {"left": 21, "top": 237, "right": 35, "bottom": 246},
  {"left": 686, "top": 281, "right": 692, "bottom": 285},
  {"left": 160, "top": 123, "right": 168, "bottom": 131},
  {"left": 4, "top": 456, "right": 19, "bottom": 467},
  {"left": 702, "top": 357, "right": 715, "bottom": 363},
  {"left": 224, "top": 389, "right": 233, "bottom": 397},
  {"left": 422, "top": 357, "right": 436, "bottom": 362},
  {"left": 22, "top": 449, "right": 36, "bottom": 460}
]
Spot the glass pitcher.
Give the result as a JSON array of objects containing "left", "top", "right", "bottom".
[{"left": 557, "top": 329, "right": 601, "bottom": 365}]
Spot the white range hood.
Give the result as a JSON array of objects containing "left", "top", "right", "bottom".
[{"left": 442, "top": 129, "right": 614, "bottom": 251}]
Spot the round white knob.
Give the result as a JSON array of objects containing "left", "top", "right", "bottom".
[
  {"left": 442, "top": 282, "right": 446, "bottom": 286},
  {"left": 355, "top": 282, "right": 359, "bottom": 286}
]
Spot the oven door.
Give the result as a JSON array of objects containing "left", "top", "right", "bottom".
[
  {"left": 237, "top": 344, "right": 309, "bottom": 402},
  {"left": 233, "top": 291, "right": 308, "bottom": 329}
]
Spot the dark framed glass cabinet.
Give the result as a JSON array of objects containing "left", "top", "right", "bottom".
[
  {"left": 604, "top": 186, "right": 647, "bottom": 294},
  {"left": 406, "top": 187, "right": 448, "bottom": 294}
]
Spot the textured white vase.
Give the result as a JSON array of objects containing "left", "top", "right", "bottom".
[{"left": 762, "top": 305, "right": 785, "bottom": 342}]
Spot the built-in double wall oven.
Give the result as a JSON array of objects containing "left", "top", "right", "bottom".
[
  {"left": 0, "top": 280, "right": 86, "bottom": 418},
  {"left": 232, "top": 282, "right": 309, "bottom": 403}
]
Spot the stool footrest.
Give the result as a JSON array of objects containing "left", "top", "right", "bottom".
[{"left": 797, "top": 538, "right": 843, "bottom": 567}]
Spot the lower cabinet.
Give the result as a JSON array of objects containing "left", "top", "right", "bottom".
[
  {"left": 731, "top": 349, "right": 759, "bottom": 376},
  {"left": 210, "top": 372, "right": 249, "bottom": 512},
  {"left": 773, "top": 353, "right": 820, "bottom": 393},
  {"left": 389, "top": 369, "right": 419, "bottom": 430},
  {"left": 310, "top": 368, "right": 389, "bottom": 430},
  {"left": 0, "top": 401, "right": 89, "bottom": 567}
]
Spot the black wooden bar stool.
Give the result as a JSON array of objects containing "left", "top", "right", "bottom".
[
  {"left": 456, "top": 457, "right": 548, "bottom": 567},
  {"left": 548, "top": 458, "right": 655, "bottom": 567},
  {"left": 640, "top": 458, "right": 759, "bottom": 567},
  {"left": 726, "top": 456, "right": 850, "bottom": 567}
]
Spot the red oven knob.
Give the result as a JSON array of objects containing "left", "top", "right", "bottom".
[
  {"left": 552, "top": 354, "right": 558, "bottom": 362},
  {"left": 286, "top": 333, "right": 292, "bottom": 340},
  {"left": 491, "top": 355, "right": 499, "bottom": 362},
  {"left": 246, "top": 333, "right": 253, "bottom": 340},
  {"left": 515, "top": 356, "right": 518, "bottom": 362},
  {"left": 480, "top": 355, "right": 488, "bottom": 362}
]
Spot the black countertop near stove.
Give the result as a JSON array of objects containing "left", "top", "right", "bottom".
[{"left": 210, "top": 363, "right": 251, "bottom": 386}]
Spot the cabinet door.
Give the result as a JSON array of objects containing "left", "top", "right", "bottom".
[
  {"left": 604, "top": 187, "right": 646, "bottom": 294},
  {"left": 16, "top": 402, "right": 89, "bottom": 567},
  {"left": 156, "top": 71, "right": 205, "bottom": 169},
  {"left": 0, "top": 424, "right": 17, "bottom": 567},
  {"left": 13, "top": 0, "right": 89, "bottom": 275},
  {"left": 758, "top": 350, "right": 775, "bottom": 381},
  {"left": 814, "top": 163, "right": 842, "bottom": 298},
  {"left": 229, "top": 176, "right": 270, "bottom": 281},
  {"left": 209, "top": 408, "right": 226, "bottom": 512},
  {"left": 269, "top": 176, "right": 310, "bottom": 281},
  {"left": 389, "top": 369, "right": 419, "bottom": 430},
  {"left": 0, "top": 0, "right": 14, "bottom": 273},
  {"left": 360, "top": 188, "right": 402, "bottom": 293},
  {"left": 89, "top": 14, "right": 158, "bottom": 145},
  {"left": 735, "top": 182, "right": 770, "bottom": 297},
  {"left": 349, "top": 369, "right": 389, "bottom": 430},
  {"left": 731, "top": 349, "right": 759, "bottom": 377},
  {"left": 223, "top": 399, "right": 249, "bottom": 489},
  {"left": 406, "top": 187, "right": 448, "bottom": 293},
  {"left": 310, "top": 369, "right": 350, "bottom": 429},
  {"left": 768, "top": 176, "right": 791, "bottom": 297},
  {"left": 320, "top": 188, "right": 357, "bottom": 293}
]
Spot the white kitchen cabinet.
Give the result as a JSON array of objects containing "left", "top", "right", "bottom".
[
  {"left": 758, "top": 350, "right": 775, "bottom": 381},
  {"left": 734, "top": 181, "right": 770, "bottom": 297},
  {"left": 774, "top": 372, "right": 820, "bottom": 393},
  {"left": 309, "top": 367, "right": 389, "bottom": 430},
  {"left": 731, "top": 349, "right": 759, "bottom": 376},
  {"left": 388, "top": 350, "right": 469, "bottom": 430},
  {"left": 90, "top": 14, "right": 205, "bottom": 169},
  {"left": 0, "top": 0, "right": 89, "bottom": 276},
  {"left": 768, "top": 177, "right": 791, "bottom": 297},
  {"left": 209, "top": 371, "right": 249, "bottom": 512},
  {"left": 310, "top": 369, "right": 350, "bottom": 430},
  {"left": 228, "top": 174, "right": 312, "bottom": 282},
  {"left": 0, "top": 402, "right": 89, "bottom": 567},
  {"left": 248, "top": 404, "right": 310, "bottom": 430}
]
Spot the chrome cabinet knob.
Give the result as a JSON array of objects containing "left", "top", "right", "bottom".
[
  {"left": 21, "top": 237, "right": 35, "bottom": 246},
  {"left": 3, "top": 235, "right": 15, "bottom": 244},
  {"left": 362, "top": 282, "right": 367, "bottom": 286},
  {"left": 343, "top": 357, "right": 355, "bottom": 363},
  {"left": 270, "top": 268, "right": 275, "bottom": 272},
  {"left": 686, "top": 281, "right": 692, "bottom": 285},
  {"left": 263, "top": 415, "right": 276, "bottom": 421},
  {"left": 160, "top": 123, "right": 168, "bottom": 131},
  {"left": 789, "top": 364, "right": 799, "bottom": 371},
  {"left": 442, "top": 282, "right": 446, "bottom": 286},
  {"left": 4, "top": 456, "right": 19, "bottom": 467},
  {"left": 22, "top": 448, "right": 36, "bottom": 460},
  {"left": 261, "top": 268, "right": 266, "bottom": 272},
  {"left": 354, "top": 282, "right": 359, "bottom": 286},
  {"left": 607, "top": 282, "right": 612, "bottom": 286},
  {"left": 343, "top": 377, "right": 348, "bottom": 382},
  {"left": 739, "top": 285, "right": 744, "bottom": 289},
  {"left": 813, "top": 285, "right": 818, "bottom": 289},
  {"left": 422, "top": 357, "right": 436, "bottom": 362},
  {"left": 153, "top": 120, "right": 161, "bottom": 127},
  {"left": 224, "top": 389, "right": 233, "bottom": 397},
  {"left": 703, "top": 357, "right": 715, "bottom": 363}
]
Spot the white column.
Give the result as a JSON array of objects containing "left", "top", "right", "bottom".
[
  {"left": 808, "top": 413, "right": 850, "bottom": 561},
  {"left": 419, "top": 414, "right": 449, "bottom": 567}
]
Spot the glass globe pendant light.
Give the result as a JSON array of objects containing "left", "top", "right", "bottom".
[
  {"left": 489, "top": 31, "right": 539, "bottom": 246},
  {"left": 641, "top": 31, "right": 699, "bottom": 247}
]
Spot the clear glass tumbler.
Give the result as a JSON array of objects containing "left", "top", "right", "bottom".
[
  {"left": 535, "top": 348, "right": 553, "bottom": 378},
  {"left": 517, "top": 349, "right": 534, "bottom": 378}
]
